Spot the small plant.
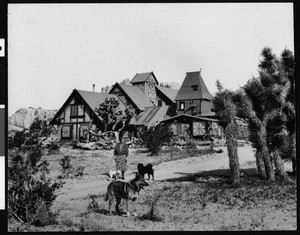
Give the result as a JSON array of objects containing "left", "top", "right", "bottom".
[
  {"left": 87, "top": 195, "right": 101, "bottom": 213},
  {"left": 138, "top": 194, "right": 163, "bottom": 222},
  {"left": 74, "top": 166, "right": 85, "bottom": 178},
  {"left": 60, "top": 155, "right": 73, "bottom": 174}
]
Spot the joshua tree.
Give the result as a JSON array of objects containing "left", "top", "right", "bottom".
[
  {"left": 94, "top": 97, "right": 134, "bottom": 141},
  {"left": 213, "top": 90, "right": 240, "bottom": 184},
  {"left": 242, "top": 47, "right": 292, "bottom": 182},
  {"left": 280, "top": 49, "right": 296, "bottom": 175}
]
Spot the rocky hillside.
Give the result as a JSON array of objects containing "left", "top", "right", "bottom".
[{"left": 8, "top": 107, "right": 57, "bottom": 132}]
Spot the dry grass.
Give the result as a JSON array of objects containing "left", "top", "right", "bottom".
[{"left": 8, "top": 145, "right": 297, "bottom": 231}]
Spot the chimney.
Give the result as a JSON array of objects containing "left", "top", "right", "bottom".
[{"left": 92, "top": 84, "right": 95, "bottom": 92}]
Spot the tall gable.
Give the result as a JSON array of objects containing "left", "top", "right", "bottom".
[
  {"left": 109, "top": 83, "right": 154, "bottom": 112},
  {"left": 174, "top": 71, "right": 212, "bottom": 101},
  {"left": 130, "top": 72, "right": 159, "bottom": 85},
  {"left": 50, "top": 89, "right": 125, "bottom": 124}
]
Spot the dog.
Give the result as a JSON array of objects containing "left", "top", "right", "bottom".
[
  {"left": 107, "top": 170, "right": 122, "bottom": 180},
  {"left": 137, "top": 163, "right": 154, "bottom": 180},
  {"left": 105, "top": 173, "right": 149, "bottom": 216}
]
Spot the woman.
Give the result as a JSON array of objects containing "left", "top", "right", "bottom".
[{"left": 114, "top": 134, "right": 129, "bottom": 180}]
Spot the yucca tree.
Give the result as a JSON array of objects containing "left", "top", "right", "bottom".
[
  {"left": 266, "top": 113, "right": 292, "bottom": 182},
  {"left": 280, "top": 49, "right": 296, "bottom": 175},
  {"left": 242, "top": 47, "right": 291, "bottom": 182},
  {"left": 231, "top": 90, "right": 266, "bottom": 179},
  {"left": 213, "top": 90, "right": 240, "bottom": 184}
]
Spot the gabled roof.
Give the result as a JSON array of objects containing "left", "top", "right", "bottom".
[
  {"left": 50, "top": 89, "right": 125, "bottom": 124},
  {"left": 130, "top": 71, "right": 159, "bottom": 85},
  {"left": 174, "top": 71, "right": 213, "bottom": 101},
  {"left": 155, "top": 86, "right": 178, "bottom": 103},
  {"left": 109, "top": 83, "right": 154, "bottom": 111},
  {"left": 129, "top": 106, "right": 170, "bottom": 127},
  {"left": 76, "top": 90, "right": 125, "bottom": 113}
]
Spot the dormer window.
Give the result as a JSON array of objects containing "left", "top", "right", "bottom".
[{"left": 192, "top": 85, "right": 199, "bottom": 91}]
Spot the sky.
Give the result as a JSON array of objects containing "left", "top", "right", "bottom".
[{"left": 7, "top": 3, "right": 294, "bottom": 116}]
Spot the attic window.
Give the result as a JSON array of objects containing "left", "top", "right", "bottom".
[
  {"left": 70, "top": 104, "right": 84, "bottom": 117},
  {"left": 192, "top": 85, "right": 199, "bottom": 91}
]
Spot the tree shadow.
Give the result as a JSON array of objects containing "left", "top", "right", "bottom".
[{"left": 161, "top": 168, "right": 267, "bottom": 189}]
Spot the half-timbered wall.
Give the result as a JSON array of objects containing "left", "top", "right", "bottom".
[
  {"left": 144, "top": 75, "right": 157, "bottom": 102},
  {"left": 57, "top": 95, "right": 96, "bottom": 140},
  {"left": 176, "top": 99, "right": 212, "bottom": 115}
]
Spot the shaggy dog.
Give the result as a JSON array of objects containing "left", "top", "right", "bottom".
[
  {"left": 137, "top": 163, "right": 154, "bottom": 180},
  {"left": 105, "top": 173, "right": 149, "bottom": 216}
]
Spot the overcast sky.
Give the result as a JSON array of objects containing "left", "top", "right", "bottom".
[{"left": 8, "top": 3, "right": 294, "bottom": 116}]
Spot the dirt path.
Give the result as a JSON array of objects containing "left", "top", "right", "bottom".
[{"left": 56, "top": 145, "right": 258, "bottom": 201}]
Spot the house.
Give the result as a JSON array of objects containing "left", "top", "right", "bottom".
[
  {"left": 160, "top": 113, "right": 222, "bottom": 139},
  {"left": 109, "top": 72, "right": 178, "bottom": 128},
  {"left": 130, "top": 72, "right": 159, "bottom": 105},
  {"left": 50, "top": 71, "right": 179, "bottom": 141},
  {"left": 50, "top": 89, "right": 126, "bottom": 141},
  {"left": 163, "top": 70, "right": 222, "bottom": 139},
  {"left": 108, "top": 82, "right": 155, "bottom": 115},
  {"left": 174, "top": 70, "right": 214, "bottom": 116}
]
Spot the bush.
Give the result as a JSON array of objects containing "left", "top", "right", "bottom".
[
  {"left": 8, "top": 146, "right": 63, "bottom": 225},
  {"left": 140, "top": 124, "right": 173, "bottom": 155},
  {"left": 8, "top": 131, "right": 27, "bottom": 149},
  {"left": 58, "top": 156, "right": 85, "bottom": 179}
]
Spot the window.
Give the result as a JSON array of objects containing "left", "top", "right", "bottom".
[
  {"left": 70, "top": 104, "right": 84, "bottom": 117},
  {"left": 179, "top": 102, "right": 185, "bottom": 110},
  {"left": 61, "top": 125, "right": 72, "bottom": 138},
  {"left": 192, "top": 85, "right": 199, "bottom": 91}
]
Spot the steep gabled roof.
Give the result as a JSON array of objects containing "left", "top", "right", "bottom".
[
  {"left": 50, "top": 89, "right": 125, "bottom": 124},
  {"left": 129, "top": 106, "right": 170, "bottom": 127},
  {"left": 109, "top": 83, "right": 154, "bottom": 111},
  {"left": 76, "top": 90, "right": 126, "bottom": 113},
  {"left": 174, "top": 71, "right": 213, "bottom": 101},
  {"left": 155, "top": 86, "right": 178, "bottom": 103},
  {"left": 130, "top": 71, "right": 159, "bottom": 85}
]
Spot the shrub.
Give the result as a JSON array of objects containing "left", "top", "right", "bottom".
[
  {"left": 140, "top": 124, "right": 173, "bottom": 155},
  {"left": 8, "top": 146, "right": 63, "bottom": 225},
  {"left": 138, "top": 194, "right": 163, "bottom": 222},
  {"left": 8, "top": 130, "right": 27, "bottom": 149},
  {"left": 59, "top": 156, "right": 85, "bottom": 179}
]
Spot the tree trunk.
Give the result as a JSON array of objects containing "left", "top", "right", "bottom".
[
  {"left": 255, "top": 151, "right": 266, "bottom": 178},
  {"left": 260, "top": 147, "right": 275, "bottom": 182},
  {"left": 258, "top": 125, "right": 275, "bottom": 182},
  {"left": 273, "top": 149, "right": 292, "bottom": 183},
  {"left": 290, "top": 133, "right": 296, "bottom": 176},
  {"left": 225, "top": 129, "right": 240, "bottom": 184}
]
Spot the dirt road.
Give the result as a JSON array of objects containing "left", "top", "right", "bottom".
[{"left": 56, "top": 145, "right": 258, "bottom": 200}]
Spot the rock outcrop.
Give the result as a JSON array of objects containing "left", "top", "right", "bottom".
[{"left": 8, "top": 107, "right": 57, "bottom": 132}]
